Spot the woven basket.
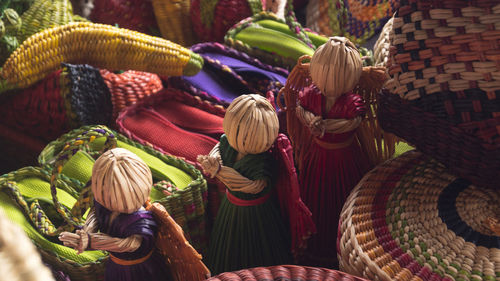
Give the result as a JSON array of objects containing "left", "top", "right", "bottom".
[
  {"left": 208, "top": 265, "right": 369, "bottom": 281},
  {"left": 373, "top": 17, "right": 394, "bottom": 67},
  {"left": 152, "top": 0, "right": 196, "bottom": 46},
  {"left": 90, "top": 0, "right": 158, "bottom": 34},
  {"left": 380, "top": 0, "right": 500, "bottom": 189},
  {"left": 190, "top": 0, "right": 261, "bottom": 42},
  {"left": 306, "top": 0, "right": 399, "bottom": 45},
  {"left": 100, "top": 69, "right": 163, "bottom": 120},
  {"left": 38, "top": 125, "right": 210, "bottom": 255},
  {"left": 0, "top": 166, "right": 107, "bottom": 281},
  {"left": 17, "top": 0, "right": 74, "bottom": 43},
  {"left": 339, "top": 150, "right": 500, "bottom": 281},
  {"left": 0, "top": 208, "right": 56, "bottom": 281}
]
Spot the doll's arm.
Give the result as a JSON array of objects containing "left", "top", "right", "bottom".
[
  {"left": 296, "top": 104, "right": 362, "bottom": 137},
  {"left": 83, "top": 207, "right": 98, "bottom": 233},
  {"left": 197, "top": 154, "right": 266, "bottom": 194},
  {"left": 59, "top": 231, "right": 142, "bottom": 253}
]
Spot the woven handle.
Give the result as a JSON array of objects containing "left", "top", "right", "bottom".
[
  {"left": 50, "top": 126, "right": 117, "bottom": 231},
  {"left": 283, "top": 0, "right": 315, "bottom": 49}
]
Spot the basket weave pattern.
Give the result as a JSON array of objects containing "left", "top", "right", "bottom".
[{"left": 339, "top": 150, "right": 500, "bottom": 281}]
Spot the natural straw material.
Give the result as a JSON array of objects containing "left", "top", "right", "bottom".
[
  {"left": 339, "top": 150, "right": 500, "bottom": 281},
  {"left": 152, "top": 0, "right": 195, "bottom": 46},
  {"left": 373, "top": 17, "right": 393, "bottom": 67},
  {"left": 91, "top": 148, "right": 152, "bottom": 214},
  {"left": 223, "top": 94, "right": 279, "bottom": 155},
  {"left": 1, "top": 22, "right": 203, "bottom": 89},
  {"left": 208, "top": 265, "right": 368, "bottom": 281},
  {"left": 0, "top": 208, "right": 55, "bottom": 281},
  {"left": 380, "top": 0, "right": 500, "bottom": 189}
]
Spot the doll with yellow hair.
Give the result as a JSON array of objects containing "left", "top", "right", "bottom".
[
  {"left": 197, "top": 94, "right": 315, "bottom": 274},
  {"left": 282, "top": 37, "right": 376, "bottom": 267}
]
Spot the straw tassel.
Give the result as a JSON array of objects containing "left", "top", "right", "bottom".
[{"left": 1, "top": 22, "right": 203, "bottom": 89}]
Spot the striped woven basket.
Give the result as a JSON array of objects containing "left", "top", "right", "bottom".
[
  {"left": 0, "top": 208, "right": 56, "bottom": 281},
  {"left": 208, "top": 265, "right": 369, "bottom": 281},
  {"left": 190, "top": 0, "right": 262, "bottom": 42},
  {"left": 100, "top": 69, "right": 164, "bottom": 120},
  {"left": 90, "top": 0, "right": 158, "bottom": 34},
  {"left": 306, "top": 0, "right": 399, "bottom": 45},
  {"left": 0, "top": 166, "right": 107, "bottom": 281},
  {"left": 339, "top": 150, "right": 500, "bottom": 281},
  {"left": 379, "top": 0, "right": 500, "bottom": 189},
  {"left": 38, "top": 125, "right": 210, "bottom": 255}
]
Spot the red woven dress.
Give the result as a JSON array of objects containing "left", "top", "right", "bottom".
[{"left": 298, "top": 84, "right": 370, "bottom": 267}]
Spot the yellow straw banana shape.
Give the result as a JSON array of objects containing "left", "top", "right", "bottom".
[{"left": 1, "top": 22, "right": 204, "bottom": 89}]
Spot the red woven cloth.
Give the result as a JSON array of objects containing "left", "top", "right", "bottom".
[
  {"left": 0, "top": 70, "right": 70, "bottom": 142},
  {"left": 191, "top": 0, "right": 253, "bottom": 42},
  {"left": 100, "top": 70, "right": 163, "bottom": 120},
  {"left": 297, "top": 86, "right": 371, "bottom": 268},
  {"left": 90, "top": 0, "right": 158, "bottom": 34},
  {"left": 117, "top": 89, "right": 224, "bottom": 163}
]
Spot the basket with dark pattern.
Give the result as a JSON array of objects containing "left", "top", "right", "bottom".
[
  {"left": 339, "top": 150, "right": 500, "bottom": 281},
  {"left": 379, "top": 0, "right": 500, "bottom": 189}
]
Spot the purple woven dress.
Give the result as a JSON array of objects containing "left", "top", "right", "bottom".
[{"left": 95, "top": 202, "right": 170, "bottom": 281}]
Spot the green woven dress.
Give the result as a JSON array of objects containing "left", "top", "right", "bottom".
[{"left": 206, "top": 135, "right": 292, "bottom": 274}]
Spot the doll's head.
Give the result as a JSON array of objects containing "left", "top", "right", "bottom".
[
  {"left": 223, "top": 94, "right": 279, "bottom": 155},
  {"left": 91, "top": 148, "right": 152, "bottom": 213},
  {"left": 309, "top": 36, "right": 362, "bottom": 98}
]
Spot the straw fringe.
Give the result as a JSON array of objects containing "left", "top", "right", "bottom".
[{"left": 0, "top": 209, "right": 55, "bottom": 281}]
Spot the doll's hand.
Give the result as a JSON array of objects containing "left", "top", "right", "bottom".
[
  {"left": 59, "top": 231, "right": 81, "bottom": 249},
  {"left": 197, "top": 155, "right": 221, "bottom": 178},
  {"left": 76, "top": 229, "right": 90, "bottom": 254}
]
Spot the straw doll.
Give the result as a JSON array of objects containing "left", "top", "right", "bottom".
[
  {"left": 287, "top": 37, "right": 372, "bottom": 267},
  {"left": 197, "top": 94, "right": 314, "bottom": 274},
  {"left": 58, "top": 147, "right": 210, "bottom": 281}
]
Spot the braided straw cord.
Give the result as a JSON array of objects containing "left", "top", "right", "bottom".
[
  {"left": 152, "top": 0, "right": 196, "bottom": 46},
  {"left": 374, "top": 17, "right": 394, "bottom": 67},
  {"left": 0, "top": 209, "right": 55, "bottom": 281},
  {"left": 208, "top": 265, "right": 369, "bottom": 281},
  {"left": 387, "top": 1, "right": 500, "bottom": 101},
  {"left": 18, "top": 0, "right": 74, "bottom": 43},
  {"left": 1, "top": 22, "right": 203, "bottom": 89}
]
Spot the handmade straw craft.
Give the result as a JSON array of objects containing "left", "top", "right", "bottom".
[
  {"left": 0, "top": 208, "right": 56, "bottom": 281},
  {"left": 379, "top": 0, "right": 500, "bottom": 189},
  {"left": 1, "top": 22, "right": 203, "bottom": 89},
  {"left": 373, "top": 17, "right": 394, "bottom": 67},
  {"left": 207, "top": 265, "right": 369, "bottom": 281},
  {"left": 339, "top": 150, "right": 500, "bottom": 281}
]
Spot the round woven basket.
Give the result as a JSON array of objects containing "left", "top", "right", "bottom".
[
  {"left": 339, "top": 150, "right": 500, "bottom": 281},
  {"left": 379, "top": 0, "right": 500, "bottom": 189},
  {"left": 207, "top": 265, "right": 369, "bottom": 281}
]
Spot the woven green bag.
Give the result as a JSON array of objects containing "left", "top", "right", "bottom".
[{"left": 39, "top": 125, "right": 209, "bottom": 254}]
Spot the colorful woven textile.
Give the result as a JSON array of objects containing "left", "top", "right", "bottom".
[
  {"left": 339, "top": 150, "right": 500, "bottom": 281},
  {"left": 90, "top": 0, "right": 158, "bottom": 34},
  {"left": 208, "top": 265, "right": 369, "bottom": 281},
  {"left": 100, "top": 70, "right": 163, "bottom": 120},
  {"left": 306, "top": 0, "right": 399, "bottom": 45},
  {"left": 117, "top": 88, "right": 224, "bottom": 164},
  {"left": 152, "top": 0, "right": 195, "bottom": 46},
  {"left": 380, "top": 0, "right": 500, "bottom": 189},
  {"left": 172, "top": 42, "right": 288, "bottom": 107},
  {"left": 190, "top": 0, "right": 261, "bottom": 42}
]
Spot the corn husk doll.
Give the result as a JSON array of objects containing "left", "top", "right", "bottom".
[
  {"left": 197, "top": 94, "right": 315, "bottom": 274},
  {"left": 283, "top": 37, "right": 374, "bottom": 267},
  {"left": 59, "top": 148, "right": 210, "bottom": 281}
]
